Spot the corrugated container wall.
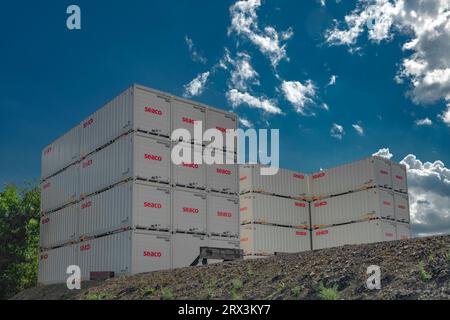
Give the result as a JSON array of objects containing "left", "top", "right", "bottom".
[
  {"left": 172, "top": 189, "right": 207, "bottom": 234},
  {"left": 41, "top": 163, "right": 79, "bottom": 213},
  {"left": 240, "top": 165, "right": 309, "bottom": 198},
  {"left": 394, "top": 192, "right": 410, "bottom": 223},
  {"left": 38, "top": 244, "right": 77, "bottom": 285},
  {"left": 206, "top": 108, "right": 238, "bottom": 152},
  {"left": 240, "top": 224, "right": 310, "bottom": 256},
  {"left": 396, "top": 222, "right": 411, "bottom": 240},
  {"left": 312, "top": 219, "right": 397, "bottom": 250},
  {"left": 40, "top": 204, "right": 78, "bottom": 249},
  {"left": 41, "top": 125, "right": 80, "bottom": 180},
  {"left": 171, "top": 98, "right": 205, "bottom": 145},
  {"left": 310, "top": 157, "right": 392, "bottom": 198},
  {"left": 207, "top": 194, "right": 239, "bottom": 237},
  {"left": 206, "top": 148, "right": 238, "bottom": 195},
  {"left": 311, "top": 188, "right": 395, "bottom": 228},
  {"left": 392, "top": 163, "right": 408, "bottom": 193},
  {"left": 240, "top": 193, "right": 309, "bottom": 228},
  {"left": 171, "top": 143, "right": 206, "bottom": 189}
]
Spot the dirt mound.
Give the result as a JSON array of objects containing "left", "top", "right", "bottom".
[{"left": 13, "top": 235, "right": 450, "bottom": 300}]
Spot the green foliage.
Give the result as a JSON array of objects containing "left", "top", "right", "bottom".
[
  {"left": 160, "top": 287, "right": 175, "bottom": 300},
  {"left": 230, "top": 279, "right": 243, "bottom": 300},
  {"left": 291, "top": 286, "right": 301, "bottom": 298},
  {"left": 0, "top": 182, "right": 40, "bottom": 299},
  {"left": 144, "top": 287, "right": 157, "bottom": 296},
  {"left": 318, "top": 282, "right": 340, "bottom": 300},
  {"left": 81, "top": 292, "right": 114, "bottom": 300},
  {"left": 418, "top": 260, "right": 432, "bottom": 281}
]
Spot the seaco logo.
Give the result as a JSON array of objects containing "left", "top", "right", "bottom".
[
  {"left": 144, "top": 106, "right": 162, "bottom": 115},
  {"left": 240, "top": 176, "right": 247, "bottom": 181},
  {"left": 380, "top": 170, "right": 389, "bottom": 176},
  {"left": 401, "top": 235, "right": 409, "bottom": 240},
  {"left": 183, "top": 207, "right": 199, "bottom": 214},
  {"left": 42, "top": 182, "right": 51, "bottom": 190},
  {"left": 81, "top": 201, "right": 92, "bottom": 210},
  {"left": 217, "top": 211, "right": 232, "bottom": 218},
  {"left": 316, "top": 230, "right": 329, "bottom": 236},
  {"left": 240, "top": 237, "right": 249, "bottom": 242},
  {"left": 41, "top": 217, "right": 50, "bottom": 225},
  {"left": 217, "top": 168, "right": 231, "bottom": 175},
  {"left": 383, "top": 201, "right": 391, "bottom": 206},
  {"left": 182, "top": 162, "right": 199, "bottom": 169},
  {"left": 395, "top": 175, "right": 403, "bottom": 180},
  {"left": 44, "top": 147, "right": 52, "bottom": 155},
  {"left": 182, "top": 117, "right": 195, "bottom": 124},
  {"left": 240, "top": 207, "right": 248, "bottom": 212},
  {"left": 80, "top": 244, "right": 91, "bottom": 252},
  {"left": 216, "top": 126, "right": 227, "bottom": 133},
  {"left": 293, "top": 173, "right": 305, "bottom": 180},
  {"left": 83, "top": 118, "right": 94, "bottom": 128},
  {"left": 82, "top": 159, "right": 93, "bottom": 168},
  {"left": 296, "top": 231, "right": 307, "bottom": 236},
  {"left": 40, "top": 254, "right": 48, "bottom": 260},
  {"left": 143, "top": 251, "right": 162, "bottom": 257},
  {"left": 385, "top": 232, "right": 394, "bottom": 238},
  {"left": 312, "top": 172, "right": 325, "bottom": 180},
  {"left": 314, "top": 201, "right": 327, "bottom": 208},
  {"left": 398, "top": 205, "right": 406, "bottom": 210},
  {"left": 144, "top": 202, "right": 162, "bottom": 209},
  {"left": 145, "top": 154, "right": 162, "bottom": 161},
  {"left": 295, "top": 202, "right": 306, "bottom": 208}
]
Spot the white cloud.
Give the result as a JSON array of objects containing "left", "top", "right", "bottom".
[
  {"left": 330, "top": 123, "right": 345, "bottom": 139},
  {"left": 440, "top": 104, "right": 450, "bottom": 126},
  {"left": 352, "top": 123, "right": 365, "bottom": 136},
  {"left": 228, "top": 52, "right": 260, "bottom": 91},
  {"left": 183, "top": 71, "right": 210, "bottom": 97},
  {"left": 415, "top": 118, "right": 433, "bottom": 126},
  {"left": 226, "top": 89, "right": 283, "bottom": 114},
  {"left": 239, "top": 117, "right": 253, "bottom": 128},
  {"left": 372, "top": 147, "right": 393, "bottom": 160},
  {"left": 321, "top": 103, "right": 330, "bottom": 111},
  {"left": 327, "top": 74, "right": 337, "bottom": 86},
  {"left": 326, "top": 0, "right": 450, "bottom": 105},
  {"left": 319, "top": 0, "right": 326, "bottom": 7},
  {"left": 228, "top": 0, "right": 294, "bottom": 68},
  {"left": 281, "top": 80, "right": 317, "bottom": 114},
  {"left": 185, "top": 36, "right": 207, "bottom": 64}
]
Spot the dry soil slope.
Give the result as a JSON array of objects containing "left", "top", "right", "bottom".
[{"left": 13, "top": 235, "right": 450, "bottom": 300}]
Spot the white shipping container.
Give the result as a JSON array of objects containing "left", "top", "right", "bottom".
[
  {"left": 206, "top": 148, "right": 238, "bottom": 195},
  {"left": 239, "top": 165, "right": 309, "bottom": 198},
  {"left": 172, "top": 233, "right": 208, "bottom": 268},
  {"left": 41, "top": 163, "right": 79, "bottom": 213},
  {"left": 240, "top": 193, "right": 309, "bottom": 228},
  {"left": 80, "top": 85, "right": 171, "bottom": 157},
  {"left": 80, "top": 132, "right": 170, "bottom": 197},
  {"left": 396, "top": 222, "right": 411, "bottom": 240},
  {"left": 78, "top": 181, "right": 171, "bottom": 238},
  {"left": 392, "top": 162, "right": 408, "bottom": 193},
  {"left": 171, "top": 143, "right": 206, "bottom": 189},
  {"left": 40, "top": 204, "right": 78, "bottom": 249},
  {"left": 312, "top": 219, "right": 397, "bottom": 250},
  {"left": 78, "top": 230, "right": 172, "bottom": 280},
  {"left": 172, "top": 188, "right": 207, "bottom": 234},
  {"left": 240, "top": 224, "right": 311, "bottom": 256},
  {"left": 38, "top": 244, "right": 77, "bottom": 285},
  {"left": 311, "top": 188, "right": 395, "bottom": 228},
  {"left": 394, "top": 192, "right": 410, "bottom": 223},
  {"left": 41, "top": 125, "right": 80, "bottom": 180},
  {"left": 310, "top": 157, "right": 392, "bottom": 198},
  {"left": 205, "top": 108, "right": 237, "bottom": 151},
  {"left": 207, "top": 194, "right": 239, "bottom": 237},
  {"left": 171, "top": 98, "right": 205, "bottom": 144}
]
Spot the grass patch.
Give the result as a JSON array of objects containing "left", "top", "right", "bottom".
[
  {"left": 318, "top": 282, "right": 340, "bottom": 300},
  {"left": 291, "top": 286, "right": 301, "bottom": 298},
  {"left": 160, "top": 287, "right": 175, "bottom": 300},
  {"left": 418, "top": 261, "right": 432, "bottom": 281},
  {"left": 144, "top": 287, "right": 157, "bottom": 296},
  {"left": 230, "top": 279, "right": 243, "bottom": 300},
  {"left": 81, "top": 292, "right": 113, "bottom": 300},
  {"left": 203, "top": 278, "right": 217, "bottom": 299}
]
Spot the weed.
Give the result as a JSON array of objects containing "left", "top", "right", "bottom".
[
  {"left": 230, "top": 279, "right": 243, "bottom": 300},
  {"left": 291, "top": 286, "right": 301, "bottom": 298},
  {"left": 418, "top": 260, "right": 432, "bottom": 281},
  {"left": 318, "top": 282, "right": 340, "bottom": 300},
  {"left": 160, "top": 287, "right": 175, "bottom": 300}
]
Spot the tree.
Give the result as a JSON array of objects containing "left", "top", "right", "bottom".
[{"left": 0, "top": 182, "right": 40, "bottom": 299}]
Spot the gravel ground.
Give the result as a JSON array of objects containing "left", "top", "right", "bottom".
[{"left": 12, "top": 235, "right": 450, "bottom": 300}]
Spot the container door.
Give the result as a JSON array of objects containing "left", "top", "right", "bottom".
[
  {"left": 392, "top": 163, "right": 408, "bottom": 193},
  {"left": 207, "top": 195, "right": 239, "bottom": 237},
  {"left": 133, "top": 183, "right": 171, "bottom": 231},
  {"left": 396, "top": 223, "right": 411, "bottom": 240},
  {"left": 172, "top": 233, "right": 208, "bottom": 268},
  {"left": 240, "top": 225, "right": 254, "bottom": 255},
  {"left": 373, "top": 157, "right": 392, "bottom": 189},
  {"left": 172, "top": 189, "right": 207, "bottom": 233},
  {"left": 134, "top": 87, "right": 171, "bottom": 137},
  {"left": 38, "top": 245, "right": 77, "bottom": 285},
  {"left": 134, "top": 134, "right": 171, "bottom": 184},
  {"left": 132, "top": 231, "right": 171, "bottom": 274},
  {"left": 171, "top": 99, "right": 205, "bottom": 144},
  {"left": 394, "top": 193, "right": 410, "bottom": 223},
  {"left": 378, "top": 189, "right": 395, "bottom": 220}
]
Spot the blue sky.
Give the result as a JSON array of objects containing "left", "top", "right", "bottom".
[{"left": 0, "top": 1, "right": 449, "bottom": 234}]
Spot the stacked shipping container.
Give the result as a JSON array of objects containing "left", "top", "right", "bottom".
[{"left": 39, "top": 84, "right": 240, "bottom": 285}]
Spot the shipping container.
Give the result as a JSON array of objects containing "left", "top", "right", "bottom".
[
  {"left": 240, "top": 193, "right": 309, "bottom": 228},
  {"left": 79, "top": 181, "right": 171, "bottom": 238},
  {"left": 312, "top": 219, "right": 397, "bottom": 250},
  {"left": 171, "top": 98, "right": 205, "bottom": 145},
  {"left": 310, "top": 157, "right": 392, "bottom": 198},
  {"left": 171, "top": 142, "right": 206, "bottom": 189},
  {"left": 172, "top": 233, "right": 208, "bottom": 268},
  {"left": 172, "top": 188, "right": 207, "bottom": 234},
  {"left": 394, "top": 192, "right": 410, "bottom": 223},
  {"left": 78, "top": 230, "right": 172, "bottom": 280},
  {"left": 40, "top": 204, "right": 78, "bottom": 249},
  {"left": 38, "top": 244, "right": 77, "bottom": 285},
  {"left": 80, "top": 132, "right": 170, "bottom": 197},
  {"left": 311, "top": 188, "right": 395, "bottom": 228},
  {"left": 208, "top": 236, "right": 240, "bottom": 264},
  {"left": 41, "top": 163, "right": 79, "bottom": 213},
  {"left": 205, "top": 148, "right": 238, "bottom": 195},
  {"left": 239, "top": 165, "right": 309, "bottom": 198},
  {"left": 80, "top": 85, "right": 171, "bottom": 157},
  {"left": 392, "top": 162, "right": 408, "bottom": 193},
  {"left": 240, "top": 224, "right": 311, "bottom": 256},
  {"left": 207, "top": 194, "right": 239, "bottom": 237},
  {"left": 205, "top": 108, "right": 238, "bottom": 152},
  {"left": 41, "top": 125, "right": 80, "bottom": 180},
  {"left": 396, "top": 222, "right": 411, "bottom": 240}
]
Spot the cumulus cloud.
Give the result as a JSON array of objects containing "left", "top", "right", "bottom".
[
  {"left": 327, "top": 75, "right": 337, "bottom": 86},
  {"left": 330, "top": 123, "right": 345, "bottom": 139},
  {"left": 183, "top": 71, "right": 210, "bottom": 97},
  {"left": 228, "top": 0, "right": 294, "bottom": 68},
  {"left": 352, "top": 123, "right": 365, "bottom": 136},
  {"left": 239, "top": 117, "right": 253, "bottom": 128},
  {"left": 185, "top": 35, "right": 207, "bottom": 64},
  {"left": 415, "top": 118, "right": 433, "bottom": 126},
  {"left": 372, "top": 147, "right": 393, "bottom": 160},
  {"left": 440, "top": 104, "right": 450, "bottom": 126},
  {"left": 227, "top": 52, "right": 260, "bottom": 91},
  {"left": 226, "top": 89, "right": 283, "bottom": 114},
  {"left": 281, "top": 80, "right": 317, "bottom": 114},
  {"left": 326, "top": 0, "right": 450, "bottom": 105}
]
